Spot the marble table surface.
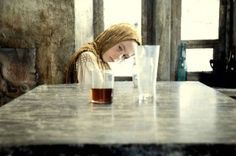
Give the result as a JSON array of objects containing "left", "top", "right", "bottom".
[{"left": 0, "top": 81, "right": 236, "bottom": 155}]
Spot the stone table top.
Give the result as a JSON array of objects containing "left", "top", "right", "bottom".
[{"left": 0, "top": 81, "right": 236, "bottom": 155}]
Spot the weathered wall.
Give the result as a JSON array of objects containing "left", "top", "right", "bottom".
[
  {"left": 75, "top": 0, "right": 93, "bottom": 49},
  {"left": 155, "top": 0, "right": 172, "bottom": 81},
  {"left": 0, "top": 0, "right": 75, "bottom": 84}
]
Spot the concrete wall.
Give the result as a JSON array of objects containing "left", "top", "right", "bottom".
[
  {"left": 75, "top": 0, "right": 93, "bottom": 49},
  {"left": 0, "top": 0, "right": 75, "bottom": 84}
]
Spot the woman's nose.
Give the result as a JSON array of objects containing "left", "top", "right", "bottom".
[{"left": 113, "top": 53, "right": 124, "bottom": 61}]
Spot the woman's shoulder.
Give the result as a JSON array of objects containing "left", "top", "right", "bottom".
[
  {"left": 79, "top": 51, "right": 97, "bottom": 62},
  {"left": 80, "top": 51, "right": 96, "bottom": 58}
]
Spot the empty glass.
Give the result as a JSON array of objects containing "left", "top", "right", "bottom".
[{"left": 135, "top": 45, "right": 160, "bottom": 102}]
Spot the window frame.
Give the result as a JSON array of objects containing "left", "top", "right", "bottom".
[{"left": 182, "top": 0, "right": 233, "bottom": 80}]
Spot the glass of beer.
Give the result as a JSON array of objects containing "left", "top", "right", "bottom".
[{"left": 91, "top": 70, "right": 114, "bottom": 104}]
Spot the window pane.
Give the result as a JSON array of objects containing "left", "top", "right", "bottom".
[
  {"left": 104, "top": 0, "right": 141, "bottom": 34},
  {"left": 186, "top": 49, "right": 213, "bottom": 72},
  {"left": 181, "top": 0, "right": 220, "bottom": 40},
  {"left": 104, "top": 0, "right": 141, "bottom": 77}
]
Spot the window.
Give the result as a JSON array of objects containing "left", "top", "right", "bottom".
[
  {"left": 181, "top": 0, "right": 220, "bottom": 40},
  {"left": 186, "top": 49, "right": 213, "bottom": 72},
  {"left": 104, "top": 0, "right": 141, "bottom": 77},
  {"left": 181, "top": 0, "right": 220, "bottom": 72}
]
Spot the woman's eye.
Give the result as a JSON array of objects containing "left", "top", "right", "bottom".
[
  {"left": 118, "top": 46, "right": 123, "bottom": 52},
  {"left": 122, "top": 54, "right": 129, "bottom": 60}
]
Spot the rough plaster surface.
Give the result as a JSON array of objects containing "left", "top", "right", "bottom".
[{"left": 0, "top": 0, "right": 75, "bottom": 84}]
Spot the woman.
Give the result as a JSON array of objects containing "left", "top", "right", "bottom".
[{"left": 65, "top": 23, "right": 141, "bottom": 84}]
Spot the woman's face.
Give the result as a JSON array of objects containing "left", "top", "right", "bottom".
[{"left": 102, "top": 40, "right": 138, "bottom": 62}]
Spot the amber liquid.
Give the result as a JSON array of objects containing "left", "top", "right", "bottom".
[{"left": 91, "top": 88, "right": 113, "bottom": 104}]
